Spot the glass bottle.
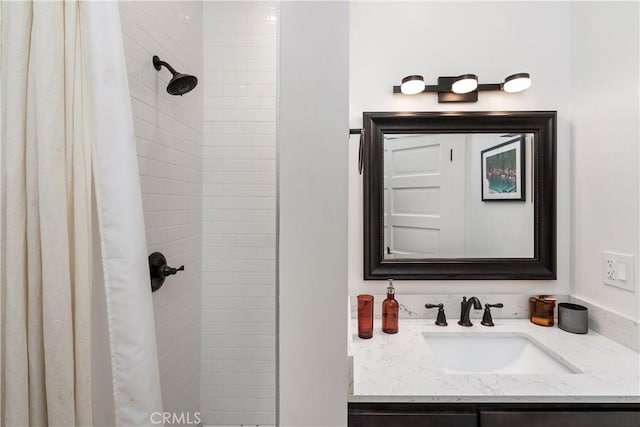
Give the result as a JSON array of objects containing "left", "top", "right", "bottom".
[
  {"left": 357, "top": 294, "right": 374, "bottom": 339},
  {"left": 382, "top": 279, "right": 399, "bottom": 334}
]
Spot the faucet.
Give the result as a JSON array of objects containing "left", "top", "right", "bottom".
[{"left": 458, "top": 296, "right": 482, "bottom": 327}]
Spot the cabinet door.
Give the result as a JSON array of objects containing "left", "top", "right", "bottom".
[
  {"left": 480, "top": 410, "right": 640, "bottom": 427},
  {"left": 349, "top": 412, "right": 477, "bottom": 427}
]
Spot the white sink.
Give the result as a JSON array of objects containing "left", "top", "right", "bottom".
[{"left": 422, "top": 332, "right": 581, "bottom": 375}]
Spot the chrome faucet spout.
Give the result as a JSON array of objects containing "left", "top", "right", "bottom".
[{"left": 458, "top": 296, "right": 482, "bottom": 327}]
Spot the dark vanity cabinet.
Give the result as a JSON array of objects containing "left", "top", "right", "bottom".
[
  {"left": 349, "top": 408, "right": 476, "bottom": 427},
  {"left": 349, "top": 403, "right": 475, "bottom": 427},
  {"left": 349, "top": 403, "right": 640, "bottom": 427},
  {"left": 479, "top": 410, "right": 640, "bottom": 427}
]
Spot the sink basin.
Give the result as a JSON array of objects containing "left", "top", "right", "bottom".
[{"left": 422, "top": 332, "right": 581, "bottom": 375}]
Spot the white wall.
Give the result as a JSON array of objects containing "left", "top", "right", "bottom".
[
  {"left": 349, "top": 1, "right": 571, "bottom": 296},
  {"left": 119, "top": 0, "right": 203, "bottom": 416},
  {"left": 570, "top": 2, "right": 640, "bottom": 320},
  {"left": 201, "top": 2, "right": 277, "bottom": 425},
  {"left": 279, "top": 2, "right": 349, "bottom": 426}
]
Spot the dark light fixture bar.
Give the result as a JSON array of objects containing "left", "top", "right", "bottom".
[{"left": 392, "top": 73, "right": 530, "bottom": 103}]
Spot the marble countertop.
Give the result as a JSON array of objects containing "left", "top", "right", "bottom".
[{"left": 349, "top": 319, "right": 640, "bottom": 403}]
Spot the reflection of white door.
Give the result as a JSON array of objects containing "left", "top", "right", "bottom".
[{"left": 384, "top": 134, "right": 465, "bottom": 257}]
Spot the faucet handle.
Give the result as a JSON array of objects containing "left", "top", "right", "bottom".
[
  {"left": 481, "top": 303, "right": 503, "bottom": 327},
  {"left": 425, "top": 303, "right": 448, "bottom": 326}
]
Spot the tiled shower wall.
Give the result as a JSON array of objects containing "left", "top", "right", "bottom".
[
  {"left": 119, "top": 1, "right": 203, "bottom": 417},
  {"left": 201, "top": 2, "right": 277, "bottom": 425}
]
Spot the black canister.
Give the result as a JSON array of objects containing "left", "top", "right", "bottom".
[{"left": 558, "top": 303, "right": 589, "bottom": 334}]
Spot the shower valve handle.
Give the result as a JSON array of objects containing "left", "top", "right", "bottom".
[
  {"left": 161, "top": 265, "right": 184, "bottom": 276},
  {"left": 149, "top": 252, "right": 185, "bottom": 292}
]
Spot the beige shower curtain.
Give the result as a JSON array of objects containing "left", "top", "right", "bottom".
[
  {"left": 1, "top": 1, "right": 163, "bottom": 426},
  {"left": 2, "top": 1, "right": 93, "bottom": 425}
]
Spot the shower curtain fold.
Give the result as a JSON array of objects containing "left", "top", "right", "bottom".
[
  {"left": 81, "top": 2, "right": 164, "bottom": 426},
  {"left": 1, "top": 1, "right": 163, "bottom": 426}
]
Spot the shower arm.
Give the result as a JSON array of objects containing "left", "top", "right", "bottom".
[{"left": 153, "top": 55, "right": 178, "bottom": 76}]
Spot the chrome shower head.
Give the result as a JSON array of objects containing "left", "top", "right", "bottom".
[{"left": 153, "top": 55, "right": 198, "bottom": 96}]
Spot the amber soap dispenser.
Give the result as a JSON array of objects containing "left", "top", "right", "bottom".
[{"left": 382, "top": 279, "right": 399, "bottom": 334}]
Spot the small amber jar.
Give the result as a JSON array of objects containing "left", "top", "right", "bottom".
[{"left": 529, "top": 296, "right": 556, "bottom": 326}]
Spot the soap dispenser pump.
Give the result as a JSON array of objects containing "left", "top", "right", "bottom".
[{"left": 382, "top": 279, "right": 399, "bottom": 334}]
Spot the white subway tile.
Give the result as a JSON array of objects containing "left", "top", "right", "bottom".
[
  {"left": 205, "top": 95, "right": 276, "bottom": 110},
  {"left": 201, "top": 3, "right": 276, "bottom": 423},
  {"left": 222, "top": 411, "right": 274, "bottom": 426},
  {"left": 120, "top": 0, "right": 203, "bottom": 419}
]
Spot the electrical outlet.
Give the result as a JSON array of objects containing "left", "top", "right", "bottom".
[
  {"left": 605, "top": 258, "right": 616, "bottom": 280},
  {"left": 602, "top": 251, "right": 635, "bottom": 292}
]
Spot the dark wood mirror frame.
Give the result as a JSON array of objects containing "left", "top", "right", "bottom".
[{"left": 363, "top": 111, "right": 556, "bottom": 280}]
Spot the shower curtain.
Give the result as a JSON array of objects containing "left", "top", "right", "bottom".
[{"left": 1, "top": 1, "right": 163, "bottom": 425}]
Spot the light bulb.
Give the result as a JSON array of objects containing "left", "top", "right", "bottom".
[
  {"left": 451, "top": 74, "right": 478, "bottom": 94},
  {"left": 503, "top": 73, "right": 531, "bottom": 93},
  {"left": 400, "top": 75, "right": 425, "bottom": 95}
]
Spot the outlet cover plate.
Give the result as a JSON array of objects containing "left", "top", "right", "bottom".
[{"left": 602, "top": 251, "right": 635, "bottom": 292}]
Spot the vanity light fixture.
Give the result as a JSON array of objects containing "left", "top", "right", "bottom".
[{"left": 393, "top": 72, "right": 531, "bottom": 103}]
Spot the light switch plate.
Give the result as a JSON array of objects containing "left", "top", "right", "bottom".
[{"left": 602, "top": 251, "right": 635, "bottom": 292}]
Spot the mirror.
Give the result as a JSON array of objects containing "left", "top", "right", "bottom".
[
  {"left": 383, "top": 133, "right": 534, "bottom": 259},
  {"left": 363, "top": 111, "right": 556, "bottom": 280}
]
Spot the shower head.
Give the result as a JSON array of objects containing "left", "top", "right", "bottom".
[
  {"left": 153, "top": 55, "right": 198, "bottom": 96},
  {"left": 167, "top": 73, "right": 198, "bottom": 96}
]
